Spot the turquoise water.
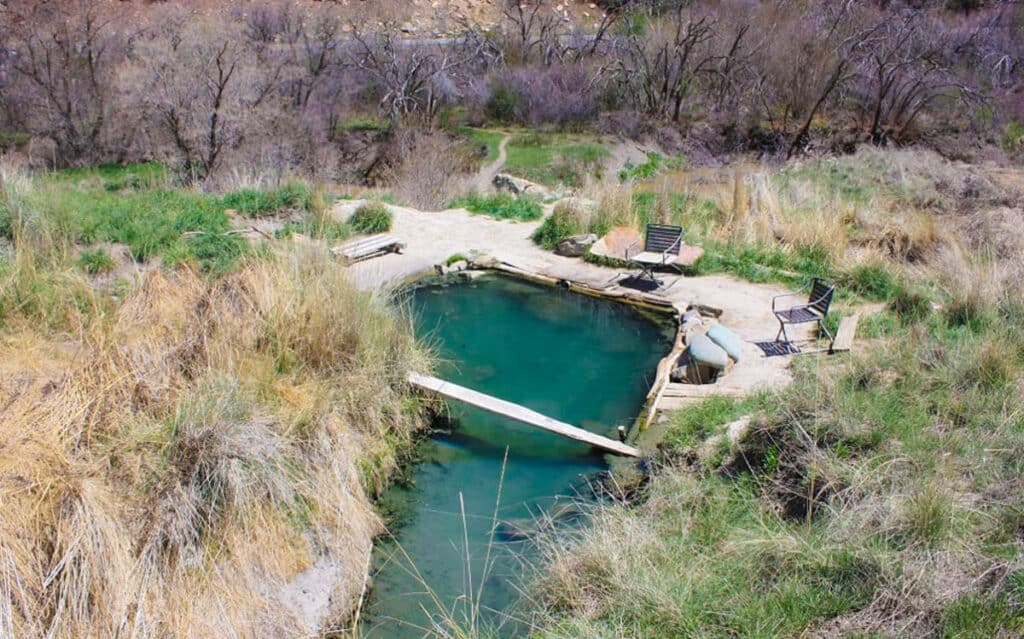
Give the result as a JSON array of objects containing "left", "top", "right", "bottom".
[{"left": 362, "top": 275, "right": 673, "bottom": 637}]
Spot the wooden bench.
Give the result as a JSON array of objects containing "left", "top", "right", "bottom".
[{"left": 330, "top": 234, "right": 406, "bottom": 265}]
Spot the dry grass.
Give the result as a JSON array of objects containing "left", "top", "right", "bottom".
[{"left": 0, "top": 242, "right": 430, "bottom": 637}]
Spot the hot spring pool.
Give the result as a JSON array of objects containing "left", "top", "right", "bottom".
[{"left": 361, "top": 274, "right": 674, "bottom": 637}]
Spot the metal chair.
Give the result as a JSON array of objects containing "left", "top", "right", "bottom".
[
  {"left": 772, "top": 278, "right": 835, "bottom": 349},
  {"left": 625, "top": 224, "right": 684, "bottom": 287}
]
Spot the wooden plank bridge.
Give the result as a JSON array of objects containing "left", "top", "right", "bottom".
[{"left": 407, "top": 372, "right": 642, "bottom": 457}]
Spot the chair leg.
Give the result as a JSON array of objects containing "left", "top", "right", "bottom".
[
  {"left": 819, "top": 319, "right": 835, "bottom": 353},
  {"left": 779, "top": 321, "right": 792, "bottom": 345}
]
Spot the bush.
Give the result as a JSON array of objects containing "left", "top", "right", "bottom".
[
  {"left": 485, "top": 83, "right": 519, "bottom": 123},
  {"left": 532, "top": 199, "right": 594, "bottom": 249},
  {"left": 350, "top": 201, "right": 392, "bottom": 234},
  {"left": 840, "top": 262, "right": 900, "bottom": 302},
  {"left": 889, "top": 285, "right": 932, "bottom": 323},
  {"left": 77, "top": 248, "right": 116, "bottom": 274},
  {"left": 1003, "top": 122, "right": 1024, "bottom": 155},
  {"left": 219, "top": 183, "right": 310, "bottom": 218},
  {"left": 487, "top": 65, "right": 599, "bottom": 128},
  {"left": 618, "top": 152, "right": 682, "bottom": 182}
]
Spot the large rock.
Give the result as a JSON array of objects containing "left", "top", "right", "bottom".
[
  {"left": 555, "top": 233, "right": 597, "bottom": 257},
  {"left": 493, "top": 173, "right": 545, "bottom": 196}
]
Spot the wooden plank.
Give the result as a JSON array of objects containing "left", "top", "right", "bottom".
[
  {"left": 331, "top": 234, "right": 405, "bottom": 264},
  {"left": 341, "top": 239, "right": 397, "bottom": 255},
  {"left": 661, "top": 383, "right": 747, "bottom": 399},
  {"left": 831, "top": 313, "right": 859, "bottom": 353},
  {"left": 407, "top": 372, "right": 642, "bottom": 458}
]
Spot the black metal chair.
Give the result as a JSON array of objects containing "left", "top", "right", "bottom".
[
  {"left": 625, "top": 223, "right": 684, "bottom": 287},
  {"left": 772, "top": 278, "right": 835, "bottom": 349}
]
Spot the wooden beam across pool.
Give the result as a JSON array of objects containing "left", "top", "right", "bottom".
[{"left": 406, "top": 372, "right": 642, "bottom": 458}]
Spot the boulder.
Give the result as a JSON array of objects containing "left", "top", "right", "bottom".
[
  {"left": 493, "top": 173, "right": 545, "bottom": 196},
  {"left": 555, "top": 233, "right": 597, "bottom": 257},
  {"left": 589, "top": 226, "right": 642, "bottom": 261}
]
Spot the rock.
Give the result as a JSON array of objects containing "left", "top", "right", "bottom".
[
  {"left": 725, "top": 415, "right": 753, "bottom": 447},
  {"left": 469, "top": 253, "right": 499, "bottom": 268},
  {"left": 493, "top": 173, "right": 540, "bottom": 196},
  {"left": 555, "top": 233, "right": 597, "bottom": 257}
]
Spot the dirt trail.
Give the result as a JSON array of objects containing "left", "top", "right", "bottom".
[{"left": 473, "top": 134, "right": 510, "bottom": 191}]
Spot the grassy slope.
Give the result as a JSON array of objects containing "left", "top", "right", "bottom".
[
  {"left": 538, "top": 308, "right": 1024, "bottom": 637},
  {"left": 459, "top": 127, "right": 610, "bottom": 187},
  {"left": 532, "top": 149, "right": 1024, "bottom": 638},
  {"left": 0, "top": 164, "right": 430, "bottom": 637}
]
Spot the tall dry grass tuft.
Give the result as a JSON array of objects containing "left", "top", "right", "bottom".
[
  {"left": 386, "top": 131, "right": 476, "bottom": 210},
  {"left": 0, "top": 244, "right": 430, "bottom": 637},
  {"left": 579, "top": 179, "right": 640, "bottom": 231},
  {"left": 931, "top": 244, "right": 1009, "bottom": 325}
]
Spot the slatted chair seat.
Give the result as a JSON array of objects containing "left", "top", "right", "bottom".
[
  {"left": 772, "top": 277, "right": 836, "bottom": 351},
  {"left": 774, "top": 306, "right": 823, "bottom": 324},
  {"left": 626, "top": 224, "right": 684, "bottom": 288}
]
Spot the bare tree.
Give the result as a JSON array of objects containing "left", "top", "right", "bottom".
[
  {"left": 851, "top": 11, "right": 972, "bottom": 144},
  {"left": 8, "top": 0, "right": 125, "bottom": 163},
  {"left": 127, "top": 21, "right": 256, "bottom": 178},
  {"left": 495, "top": 0, "right": 565, "bottom": 65},
  {"left": 749, "top": 0, "right": 860, "bottom": 157},
  {"left": 613, "top": 5, "right": 718, "bottom": 123},
  {"left": 348, "top": 24, "right": 484, "bottom": 123}
]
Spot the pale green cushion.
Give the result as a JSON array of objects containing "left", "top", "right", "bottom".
[
  {"left": 707, "top": 323, "right": 742, "bottom": 363},
  {"left": 687, "top": 333, "right": 729, "bottom": 370}
]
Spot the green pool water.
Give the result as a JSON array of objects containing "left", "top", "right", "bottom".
[{"left": 362, "top": 275, "right": 673, "bottom": 637}]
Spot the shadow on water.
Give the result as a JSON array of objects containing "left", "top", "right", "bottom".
[{"left": 361, "top": 275, "right": 674, "bottom": 638}]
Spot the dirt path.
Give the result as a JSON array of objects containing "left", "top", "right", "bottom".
[{"left": 473, "top": 134, "right": 510, "bottom": 191}]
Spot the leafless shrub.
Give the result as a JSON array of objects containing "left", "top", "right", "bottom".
[
  {"left": 849, "top": 10, "right": 975, "bottom": 145},
  {"left": 490, "top": 64, "right": 600, "bottom": 127},
  {"left": 6, "top": 0, "right": 126, "bottom": 164},
  {"left": 348, "top": 24, "right": 485, "bottom": 123},
  {"left": 384, "top": 130, "right": 476, "bottom": 209}
]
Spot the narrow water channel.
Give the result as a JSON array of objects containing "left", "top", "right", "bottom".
[{"left": 362, "top": 275, "right": 673, "bottom": 637}]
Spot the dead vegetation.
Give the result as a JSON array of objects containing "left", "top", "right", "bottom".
[{"left": 0, "top": 243, "right": 430, "bottom": 637}]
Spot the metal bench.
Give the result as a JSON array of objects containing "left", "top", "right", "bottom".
[
  {"left": 331, "top": 234, "right": 406, "bottom": 265},
  {"left": 772, "top": 277, "right": 836, "bottom": 349},
  {"left": 625, "top": 223, "right": 684, "bottom": 287}
]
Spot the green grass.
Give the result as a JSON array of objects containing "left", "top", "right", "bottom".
[
  {"left": 448, "top": 192, "right": 543, "bottom": 221},
  {"left": 457, "top": 127, "right": 505, "bottom": 163},
  {"left": 77, "top": 248, "right": 116, "bottom": 274},
  {"left": 276, "top": 219, "right": 352, "bottom": 242},
  {"left": 537, "top": 297, "right": 1024, "bottom": 637},
  {"left": 455, "top": 127, "right": 610, "bottom": 187},
  {"left": 504, "top": 132, "right": 609, "bottom": 187},
  {"left": 219, "top": 183, "right": 310, "bottom": 217},
  {"left": 349, "top": 201, "right": 392, "bottom": 234},
  {"left": 619, "top": 152, "right": 684, "bottom": 182},
  {"left": 16, "top": 163, "right": 313, "bottom": 273}
]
